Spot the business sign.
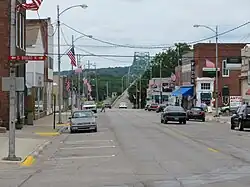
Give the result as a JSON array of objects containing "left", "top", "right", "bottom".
[
  {"left": 190, "top": 60, "right": 195, "bottom": 85},
  {"left": 225, "top": 57, "right": 241, "bottom": 70},
  {"left": 230, "top": 96, "right": 242, "bottom": 108},
  {"left": 8, "top": 55, "right": 47, "bottom": 61}
]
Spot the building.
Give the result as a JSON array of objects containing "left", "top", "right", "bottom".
[
  {"left": 26, "top": 18, "right": 54, "bottom": 118},
  {"left": 194, "top": 43, "right": 245, "bottom": 107},
  {"left": 0, "top": 1, "right": 26, "bottom": 128},
  {"left": 240, "top": 44, "right": 250, "bottom": 102},
  {"left": 147, "top": 77, "right": 175, "bottom": 104}
]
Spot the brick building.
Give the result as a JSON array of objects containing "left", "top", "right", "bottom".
[
  {"left": 0, "top": 1, "right": 26, "bottom": 128},
  {"left": 194, "top": 43, "right": 246, "bottom": 106}
]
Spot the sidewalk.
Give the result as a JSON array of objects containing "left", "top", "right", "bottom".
[
  {"left": 206, "top": 112, "right": 231, "bottom": 124},
  {"left": 0, "top": 112, "right": 69, "bottom": 165}
]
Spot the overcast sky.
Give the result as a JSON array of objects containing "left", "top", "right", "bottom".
[{"left": 27, "top": 0, "right": 250, "bottom": 71}]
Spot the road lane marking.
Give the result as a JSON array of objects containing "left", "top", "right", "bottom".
[
  {"left": 54, "top": 155, "right": 116, "bottom": 160},
  {"left": 60, "top": 145, "right": 116, "bottom": 150},
  {"left": 63, "top": 140, "right": 113, "bottom": 144},
  {"left": 208, "top": 148, "right": 219, "bottom": 153}
]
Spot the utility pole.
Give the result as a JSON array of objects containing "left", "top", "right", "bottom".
[
  {"left": 77, "top": 55, "right": 81, "bottom": 109},
  {"left": 159, "top": 61, "right": 162, "bottom": 104},
  {"left": 106, "top": 81, "right": 109, "bottom": 99},
  {"left": 215, "top": 26, "right": 219, "bottom": 117},
  {"left": 71, "top": 35, "right": 74, "bottom": 114},
  {"left": 87, "top": 61, "right": 90, "bottom": 101},
  {"left": 94, "top": 64, "right": 99, "bottom": 102},
  {"left": 139, "top": 76, "right": 142, "bottom": 109},
  {"left": 57, "top": 5, "right": 62, "bottom": 124},
  {"left": 135, "top": 83, "right": 138, "bottom": 109},
  {"left": 3, "top": 0, "right": 21, "bottom": 161}
]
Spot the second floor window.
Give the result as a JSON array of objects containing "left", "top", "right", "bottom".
[
  {"left": 222, "top": 60, "right": 229, "bottom": 77},
  {"left": 201, "top": 83, "right": 210, "bottom": 90}
]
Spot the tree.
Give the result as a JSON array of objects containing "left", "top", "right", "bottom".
[{"left": 128, "top": 43, "right": 192, "bottom": 108}]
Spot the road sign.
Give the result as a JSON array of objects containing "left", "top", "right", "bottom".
[
  {"left": 8, "top": 55, "right": 47, "bottom": 61},
  {"left": 1, "top": 77, "right": 24, "bottom": 91}
]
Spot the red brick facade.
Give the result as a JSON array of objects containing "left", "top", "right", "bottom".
[
  {"left": 194, "top": 43, "right": 246, "bottom": 106},
  {"left": 0, "top": 1, "right": 26, "bottom": 127}
]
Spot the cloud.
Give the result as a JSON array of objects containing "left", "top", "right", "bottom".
[{"left": 27, "top": 0, "right": 250, "bottom": 70}]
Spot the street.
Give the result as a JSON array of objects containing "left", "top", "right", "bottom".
[{"left": 1, "top": 109, "right": 250, "bottom": 186}]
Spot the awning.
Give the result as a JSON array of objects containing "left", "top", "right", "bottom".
[
  {"left": 172, "top": 86, "right": 193, "bottom": 97},
  {"left": 246, "top": 89, "right": 250, "bottom": 95}
]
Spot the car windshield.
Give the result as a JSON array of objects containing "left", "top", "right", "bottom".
[
  {"left": 72, "top": 111, "right": 93, "bottom": 118},
  {"left": 84, "top": 101, "right": 95, "bottom": 105},
  {"left": 165, "top": 106, "right": 185, "bottom": 112},
  {"left": 191, "top": 107, "right": 203, "bottom": 111}
]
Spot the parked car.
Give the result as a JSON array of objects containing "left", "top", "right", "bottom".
[
  {"left": 104, "top": 103, "right": 111, "bottom": 109},
  {"left": 69, "top": 110, "right": 97, "bottom": 133},
  {"left": 187, "top": 107, "right": 205, "bottom": 122},
  {"left": 156, "top": 104, "right": 167, "bottom": 113},
  {"left": 119, "top": 102, "right": 127, "bottom": 109},
  {"left": 161, "top": 106, "right": 187, "bottom": 124},
  {"left": 145, "top": 104, "right": 150, "bottom": 110},
  {"left": 148, "top": 103, "right": 159, "bottom": 111},
  {"left": 231, "top": 104, "right": 250, "bottom": 131}
]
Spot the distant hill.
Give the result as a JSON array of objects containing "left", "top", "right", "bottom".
[{"left": 54, "top": 66, "right": 129, "bottom": 77}]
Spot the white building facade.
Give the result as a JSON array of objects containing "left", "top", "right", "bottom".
[
  {"left": 26, "top": 18, "right": 54, "bottom": 116},
  {"left": 195, "top": 77, "right": 214, "bottom": 107}
]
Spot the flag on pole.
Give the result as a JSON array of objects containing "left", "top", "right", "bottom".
[
  {"left": 16, "top": 0, "right": 43, "bottom": 11},
  {"left": 67, "top": 47, "right": 77, "bottom": 67},
  {"left": 75, "top": 65, "right": 82, "bottom": 73},
  {"left": 65, "top": 78, "right": 70, "bottom": 92},
  {"left": 171, "top": 73, "right": 176, "bottom": 82}
]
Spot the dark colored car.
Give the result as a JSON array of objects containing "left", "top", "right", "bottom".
[
  {"left": 69, "top": 110, "right": 97, "bottom": 133},
  {"left": 231, "top": 104, "right": 250, "bottom": 131},
  {"left": 104, "top": 103, "right": 111, "bottom": 109},
  {"left": 145, "top": 104, "right": 150, "bottom": 110},
  {"left": 187, "top": 107, "right": 205, "bottom": 122},
  {"left": 156, "top": 104, "right": 167, "bottom": 113},
  {"left": 148, "top": 103, "right": 159, "bottom": 111},
  {"left": 160, "top": 106, "right": 187, "bottom": 124}
]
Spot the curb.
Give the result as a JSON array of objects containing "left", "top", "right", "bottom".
[
  {"left": 20, "top": 140, "right": 52, "bottom": 167},
  {"left": 20, "top": 126, "right": 67, "bottom": 167}
]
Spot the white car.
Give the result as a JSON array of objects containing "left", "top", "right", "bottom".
[
  {"left": 119, "top": 102, "right": 127, "bottom": 109},
  {"left": 82, "top": 101, "right": 97, "bottom": 113}
]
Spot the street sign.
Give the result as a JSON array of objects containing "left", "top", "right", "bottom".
[
  {"left": 1, "top": 77, "right": 24, "bottom": 91},
  {"left": 8, "top": 55, "right": 47, "bottom": 61}
]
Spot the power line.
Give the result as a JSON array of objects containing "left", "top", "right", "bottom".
[{"left": 62, "top": 21, "right": 250, "bottom": 49}]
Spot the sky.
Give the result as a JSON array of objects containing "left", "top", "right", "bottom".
[{"left": 27, "top": 0, "right": 250, "bottom": 71}]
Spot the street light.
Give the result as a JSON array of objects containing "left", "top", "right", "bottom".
[
  {"left": 193, "top": 24, "right": 219, "bottom": 117},
  {"left": 57, "top": 4, "right": 88, "bottom": 124}
]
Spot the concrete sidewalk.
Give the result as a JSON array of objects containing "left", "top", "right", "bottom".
[{"left": 0, "top": 113, "right": 69, "bottom": 165}]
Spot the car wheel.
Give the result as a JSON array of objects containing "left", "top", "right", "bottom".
[
  {"left": 161, "top": 119, "right": 163, "bottom": 123},
  {"left": 70, "top": 129, "right": 74, "bottom": 134},
  {"left": 183, "top": 120, "right": 186, "bottom": 124},
  {"left": 186, "top": 118, "right": 189, "bottom": 121},
  {"left": 239, "top": 120, "right": 244, "bottom": 131},
  {"left": 202, "top": 118, "right": 205, "bottom": 122},
  {"left": 93, "top": 128, "right": 97, "bottom": 132},
  {"left": 163, "top": 119, "right": 167, "bottom": 124},
  {"left": 231, "top": 123, "right": 235, "bottom": 130}
]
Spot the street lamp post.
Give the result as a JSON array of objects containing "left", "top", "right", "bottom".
[
  {"left": 57, "top": 4, "right": 88, "bottom": 123},
  {"left": 193, "top": 24, "right": 219, "bottom": 117}
]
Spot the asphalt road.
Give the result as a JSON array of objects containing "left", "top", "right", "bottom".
[{"left": 2, "top": 109, "right": 250, "bottom": 186}]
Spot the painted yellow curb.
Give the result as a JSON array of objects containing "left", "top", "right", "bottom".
[
  {"left": 20, "top": 156, "right": 35, "bottom": 167},
  {"left": 56, "top": 123, "right": 70, "bottom": 127},
  {"left": 35, "top": 132, "right": 60, "bottom": 136}
]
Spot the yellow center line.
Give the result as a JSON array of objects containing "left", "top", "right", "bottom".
[{"left": 208, "top": 147, "right": 219, "bottom": 153}]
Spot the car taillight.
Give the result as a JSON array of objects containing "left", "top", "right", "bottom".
[{"left": 200, "top": 111, "right": 204, "bottom": 115}]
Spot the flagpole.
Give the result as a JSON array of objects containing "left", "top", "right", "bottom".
[
  {"left": 77, "top": 55, "right": 81, "bottom": 109},
  {"left": 71, "top": 35, "right": 74, "bottom": 114}
]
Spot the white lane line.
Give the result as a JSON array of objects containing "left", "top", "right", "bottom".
[
  {"left": 54, "top": 155, "right": 116, "bottom": 160},
  {"left": 63, "top": 140, "right": 113, "bottom": 144},
  {"left": 60, "top": 145, "right": 116, "bottom": 150}
]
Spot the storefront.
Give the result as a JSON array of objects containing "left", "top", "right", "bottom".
[{"left": 171, "top": 85, "right": 194, "bottom": 109}]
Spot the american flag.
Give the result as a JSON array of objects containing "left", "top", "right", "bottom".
[
  {"left": 171, "top": 73, "right": 176, "bottom": 82},
  {"left": 67, "top": 47, "right": 77, "bottom": 67},
  {"left": 17, "top": 0, "right": 43, "bottom": 11},
  {"left": 65, "top": 79, "right": 70, "bottom": 92}
]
